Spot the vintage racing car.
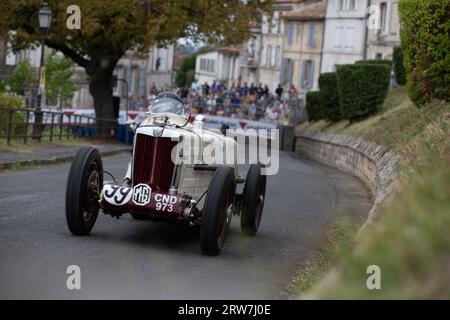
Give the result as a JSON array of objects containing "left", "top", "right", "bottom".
[{"left": 65, "top": 93, "right": 267, "bottom": 255}]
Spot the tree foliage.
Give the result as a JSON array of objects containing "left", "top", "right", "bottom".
[
  {"left": 0, "top": 0, "right": 273, "bottom": 122},
  {"left": 6, "top": 60, "right": 37, "bottom": 95},
  {"left": 398, "top": 0, "right": 450, "bottom": 106},
  {"left": 45, "top": 53, "right": 77, "bottom": 106}
]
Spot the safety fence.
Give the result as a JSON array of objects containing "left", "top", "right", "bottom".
[{"left": 0, "top": 107, "right": 118, "bottom": 145}]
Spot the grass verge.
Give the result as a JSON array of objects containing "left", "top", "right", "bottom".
[{"left": 293, "top": 86, "right": 450, "bottom": 299}]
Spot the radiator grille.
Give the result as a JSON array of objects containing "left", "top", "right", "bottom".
[{"left": 132, "top": 134, "right": 177, "bottom": 192}]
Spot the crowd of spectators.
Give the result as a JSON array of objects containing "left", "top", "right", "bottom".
[{"left": 127, "top": 80, "right": 305, "bottom": 125}]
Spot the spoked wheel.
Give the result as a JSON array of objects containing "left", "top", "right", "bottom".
[
  {"left": 200, "top": 166, "right": 236, "bottom": 256},
  {"left": 66, "top": 147, "right": 103, "bottom": 236},
  {"left": 241, "top": 164, "right": 267, "bottom": 236}
]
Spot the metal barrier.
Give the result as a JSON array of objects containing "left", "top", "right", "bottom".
[{"left": 0, "top": 107, "right": 118, "bottom": 145}]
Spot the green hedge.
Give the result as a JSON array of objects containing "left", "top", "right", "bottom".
[
  {"left": 398, "top": 0, "right": 450, "bottom": 105},
  {"left": 305, "top": 91, "right": 323, "bottom": 121},
  {"left": 336, "top": 64, "right": 391, "bottom": 121},
  {"left": 318, "top": 72, "right": 341, "bottom": 121},
  {"left": 393, "top": 46, "right": 407, "bottom": 85},
  {"left": 0, "top": 94, "right": 26, "bottom": 136},
  {"left": 356, "top": 59, "right": 392, "bottom": 67}
]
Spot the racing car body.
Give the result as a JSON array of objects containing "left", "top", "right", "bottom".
[{"left": 65, "top": 93, "right": 267, "bottom": 255}]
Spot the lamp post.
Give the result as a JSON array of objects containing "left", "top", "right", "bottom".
[{"left": 33, "top": 2, "right": 52, "bottom": 139}]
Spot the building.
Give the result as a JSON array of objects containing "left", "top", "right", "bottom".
[
  {"left": 240, "top": 0, "right": 300, "bottom": 91},
  {"left": 321, "top": 0, "right": 369, "bottom": 73},
  {"left": 366, "top": 0, "right": 401, "bottom": 60},
  {"left": 280, "top": 0, "right": 326, "bottom": 95},
  {"left": 72, "top": 44, "right": 175, "bottom": 109},
  {"left": 194, "top": 47, "right": 240, "bottom": 86}
]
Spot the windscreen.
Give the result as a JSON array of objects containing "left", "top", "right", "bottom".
[{"left": 150, "top": 97, "right": 185, "bottom": 116}]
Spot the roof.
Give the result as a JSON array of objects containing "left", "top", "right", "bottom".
[
  {"left": 216, "top": 46, "right": 240, "bottom": 55},
  {"left": 282, "top": 1, "right": 326, "bottom": 21}
]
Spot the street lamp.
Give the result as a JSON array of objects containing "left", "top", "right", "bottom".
[{"left": 33, "top": 2, "right": 52, "bottom": 139}]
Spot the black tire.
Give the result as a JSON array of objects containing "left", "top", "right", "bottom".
[
  {"left": 65, "top": 147, "right": 103, "bottom": 236},
  {"left": 200, "top": 166, "right": 236, "bottom": 256},
  {"left": 241, "top": 164, "right": 266, "bottom": 236}
]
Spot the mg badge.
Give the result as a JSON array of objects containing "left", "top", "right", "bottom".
[{"left": 132, "top": 184, "right": 152, "bottom": 206}]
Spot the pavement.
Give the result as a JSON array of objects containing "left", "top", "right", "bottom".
[
  {"left": 0, "top": 142, "right": 130, "bottom": 170},
  {"left": 0, "top": 151, "right": 371, "bottom": 299}
]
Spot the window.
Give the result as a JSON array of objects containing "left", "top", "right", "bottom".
[
  {"left": 344, "top": 25, "right": 355, "bottom": 50},
  {"left": 300, "top": 60, "right": 315, "bottom": 89},
  {"left": 334, "top": 26, "right": 344, "bottom": 48},
  {"left": 266, "top": 45, "right": 272, "bottom": 67},
  {"left": 275, "top": 46, "right": 281, "bottom": 68},
  {"left": 380, "top": 2, "right": 388, "bottom": 34},
  {"left": 138, "top": 66, "right": 146, "bottom": 95},
  {"left": 287, "top": 23, "right": 294, "bottom": 45},
  {"left": 307, "top": 23, "right": 316, "bottom": 48},
  {"left": 200, "top": 58, "right": 215, "bottom": 72},
  {"left": 349, "top": 0, "right": 356, "bottom": 10},
  {"left": 339, "top": 0, "right": 356, "bottom": 11},
  {"left": 376, "top": 53, "right": 383, "bottom": 60},
  {"left": 280, "top": 58, "right": 293, "bottom": 85}
]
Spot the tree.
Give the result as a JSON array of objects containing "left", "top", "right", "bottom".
[
  {"left": 7, "top": 59, "right": 37, "bottom": 95},
  {"left": 45, "top": 53, "right": 77, "bottom": 107},
  {"left": 0, "top": 0, "right": 272, "bottom": 133}
]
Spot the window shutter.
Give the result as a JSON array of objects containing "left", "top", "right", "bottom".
[
  {"left": 300, "top": 60, "right": 307, "bottom": 88},
  {"left": 309, "top": 61, "right": 315, "bottom": 89},
  {"left": 288, "top": 59, "right": 293, "bottom": 84},
  {"left": 280, "top": 59, "right": 285, "bottom": 84},
  {"left": 307, "top": 23, "right": 315, "bottom": 47}
]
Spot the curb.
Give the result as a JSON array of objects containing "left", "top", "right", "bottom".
[{"left": 0, "top": 147, "right": 130, "bottom": 171}]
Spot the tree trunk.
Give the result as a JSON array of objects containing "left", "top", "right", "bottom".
[{"left": 89, "top": 76, "right": 116, "bottom": 139}]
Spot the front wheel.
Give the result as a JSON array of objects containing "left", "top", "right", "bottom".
[
  {"left": 200, "top": 166, "right": 236, "bottom": 256},
  {"left": 65, "top": 147, "right": 103, "bottom": 236},
  {"left": 241, "top": 164, "right": 266, "bottom": 236}
]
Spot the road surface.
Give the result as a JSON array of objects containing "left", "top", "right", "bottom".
[{"left": 0, "top": 152, "right": 370, "bottom": 299}]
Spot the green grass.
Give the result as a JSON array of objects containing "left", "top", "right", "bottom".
[{"left": 294, "top": 86, "right": 450, "bottom": 299}]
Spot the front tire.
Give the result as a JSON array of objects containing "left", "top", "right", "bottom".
[
  {"left": 241, "top": 164, "right": 266, "bottom": 236},
  {"left": 200, "top": 166, "right": 236, "bottom": 256},
  {"left": 65, "top": 147, "right": 103, "bottom": 236}
]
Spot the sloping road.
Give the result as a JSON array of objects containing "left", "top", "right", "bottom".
[{"left": 0, "top": 152, "right": 370, "bottom": 299}]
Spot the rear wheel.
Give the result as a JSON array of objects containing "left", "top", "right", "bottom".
[
  {"left": 65, "top": 147, "right": 103, "bottom": 235},
  {"left": 200, "top": 166, "right": 236, "bottom": 256},
  {"left": 241, "top": 164, "right": 266, "bottom": 236}
]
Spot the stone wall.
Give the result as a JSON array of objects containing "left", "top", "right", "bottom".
[{"left": 295, "top": 130, "right": 400, "bottom": 227}]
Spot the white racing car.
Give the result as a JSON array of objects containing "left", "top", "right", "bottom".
[{"left": 65, "top": 92, "right": 267, "bottom": 255}]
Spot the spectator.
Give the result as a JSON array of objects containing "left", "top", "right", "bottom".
[
  {"left": 240, "top": 82, "right": 249, "bottom": 97},
  {"left": 230, "top": 92, "right": 241, "bottom": 110},
  {"left": 191, "top": 79, "right": 201, "bottom": 91},
  {"left": 211, "top": 80, "right": 218, "bottom": 93},
  {"left": 202, "top": 82, "right": 210, "bottom": 96},
  {"left": 275, "top": 84, "right": 283, "bottom": 99},
  {"left": 263, "top": 84, "right": 270, "bottom": 97},
  {"left": 288, "top": 84, "right": 298, "bottom": 100},
  {"left": 256, "top": 83, "right": 264, "bottom": 99}
]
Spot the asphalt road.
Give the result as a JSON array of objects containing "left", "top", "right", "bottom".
[{"left": 0, "top": 152, "right": 370, "bottom": 299}]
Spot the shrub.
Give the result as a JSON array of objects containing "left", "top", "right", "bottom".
[
  {"left": 0, "top": 94, "right": 26, "bottom": 136},
  {"left": 393, "top": 46, "right": 407, "bottom": 85},
  {"left": 398, "top": 0, "right": 450, "bottom": 105},
  {"left": 336, "top": 64, "right": 390, "bottom": 121},
  {"left": 305, "top": 91, "right": 323, "bottom": 121},
  {"left": 318, "top": 72, "right": 341, "bottom": 121},
  {"left": 356, "top": 59, "right": 393, "bottom": 67}
]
